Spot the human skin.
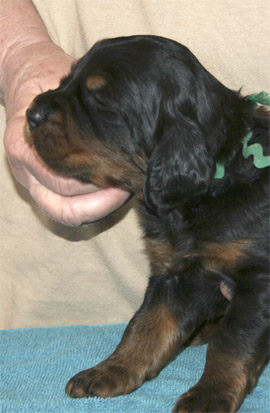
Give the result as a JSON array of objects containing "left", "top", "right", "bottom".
[{"left": 0, "top": 0, "right": 130, "bottom": 226}]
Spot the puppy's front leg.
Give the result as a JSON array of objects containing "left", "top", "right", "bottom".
[{"left": 66, "top": 271, "right": 207, "bottom": 398}]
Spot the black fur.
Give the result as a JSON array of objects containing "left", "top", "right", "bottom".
[{"left": 27, "top": 35, "right": 269, "bottom": 412}]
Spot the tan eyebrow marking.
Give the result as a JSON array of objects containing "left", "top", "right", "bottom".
[{"left": 86, "top": 74, "right": 107, "bottom": 90}]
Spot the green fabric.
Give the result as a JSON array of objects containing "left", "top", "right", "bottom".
[
  {"left": 214, "top": 91, "right": 270, "bottom": 179},
  {"left": 242, "top": 130, "right": 270, "bottom": 169},
  {"left": 247, "top": 91, "right": 270, "bottom": 107},
  {"left": 214, "top": 162, "right": 225, "bottom": 179}
]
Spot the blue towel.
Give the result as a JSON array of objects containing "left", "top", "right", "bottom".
[{"left": 1, "top": 323, "right": 269, "bottom": 412}]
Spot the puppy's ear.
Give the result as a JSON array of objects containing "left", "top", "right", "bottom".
[{"left": 144, "top": 116, "right": 214, "bottom": 214}]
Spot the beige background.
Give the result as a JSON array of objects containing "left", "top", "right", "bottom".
[{"left": 1, "top": 0, "right": 269, "bottom": 328}]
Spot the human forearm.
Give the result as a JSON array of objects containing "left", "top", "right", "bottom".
[
  {"left": 1, "top": 0, "right": 130, "bottom": 226},
  {"left": 0, "top": 0, "right": 62, "bottom": 101}
]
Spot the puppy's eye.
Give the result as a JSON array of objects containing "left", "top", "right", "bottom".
[
  {"left": 92, "top": 91, "right": 106, "bottom": 106},
  {"left": 85, "top": 75, "right": 107, "bottom": 106}
]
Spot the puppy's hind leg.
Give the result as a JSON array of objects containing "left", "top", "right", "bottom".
[{"left": 174, "top": 271, "right": 269, "bottom": 413}]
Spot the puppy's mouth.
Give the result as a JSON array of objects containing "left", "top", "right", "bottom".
[
  {"left": 25, "top": 118, "right": 134, "bottom": 223},
  {"left": 25, "top": 110, "right": 96, "bottom": 183}
]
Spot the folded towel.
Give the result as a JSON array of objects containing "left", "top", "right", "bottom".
[{"left": 1, "top": 323, "right": 269, "bottom": 412}]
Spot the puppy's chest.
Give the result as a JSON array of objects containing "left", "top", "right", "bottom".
[
  {"left": 142, "top": 202, "right": 253, "bottom": 275},
  {"left": 145, "top": 236, "right": 250, "bottom": 275}
]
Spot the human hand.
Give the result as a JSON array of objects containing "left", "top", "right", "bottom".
[{"left": 3, "top": 41, "right": 131, "bottom": 226}]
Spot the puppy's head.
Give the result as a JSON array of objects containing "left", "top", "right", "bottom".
[{"left": 27, "top": 35, "right": 253, "bottom": 214}]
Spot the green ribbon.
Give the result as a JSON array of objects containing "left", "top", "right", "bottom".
[
  {"left": 214, "top": 91, "right": 270, "bottom": 179},
  {"left": 247, "top": 91, "right": 270, "bottom": 107},
  {"left": 242, "top": 130, "right": 270, "bottom": 168}
]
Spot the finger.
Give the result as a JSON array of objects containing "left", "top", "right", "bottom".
[{"left": 29, "top": 176, "right": 131, "bottom": 226}]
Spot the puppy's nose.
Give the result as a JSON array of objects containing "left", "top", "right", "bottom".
[{"left": 26, "top": 107, "right": 45, "bottom": 130}]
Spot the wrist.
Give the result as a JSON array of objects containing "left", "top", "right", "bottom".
[
  {"left": 0, "top": 0, "right": 51, "bottom": 92},
  {"left": 0, "top": 0, "right": 73, "bottom": 107},
  {"left": 2, "top": 40, "right": 73, "bottom": 117}
]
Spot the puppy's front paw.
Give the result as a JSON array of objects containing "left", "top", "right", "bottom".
[
  {"left": 173, "top": 384, "right": 235, "bottom": 413},
  {"left": 66, "top": 360, "right": 142, "bottom": 398}
]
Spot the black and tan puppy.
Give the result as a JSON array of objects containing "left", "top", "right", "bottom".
[{"left": 26, "top": 36, "right": 269, "bottom": 412}]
